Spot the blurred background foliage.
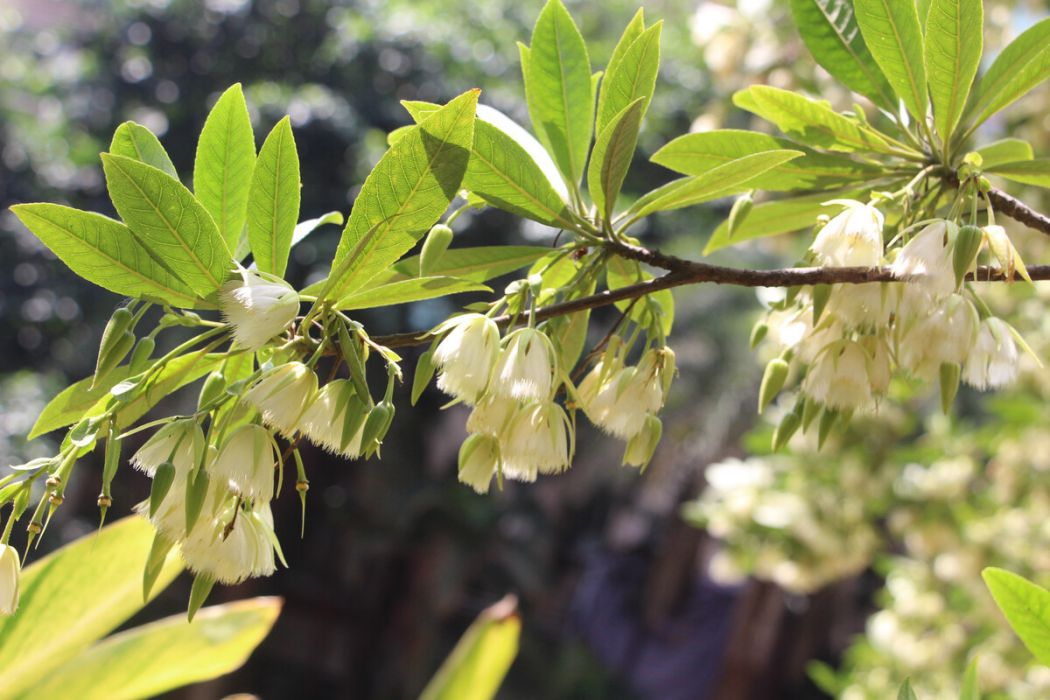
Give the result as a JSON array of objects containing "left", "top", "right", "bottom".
[{"left": 1, "top": 0, "right": 1049, "bottom": 698}]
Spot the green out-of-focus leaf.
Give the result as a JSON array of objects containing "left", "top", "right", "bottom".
[
  {"left": 966, "top": 18, "right": 1050, "bottom": 129},
  {"left": 247, "top": 117, "right": 301, "bottom": 277},
  {"left": 651, "top": 129, "right": 879, "bottom": 191},
  {"left": 288, "top": 211, "right": 344, "bottom": 251},
  {"left": 521, "top": 0, "right": 592, "bottom": 185},
  {"left": 595, "top": 21, "right": 661, "bottom": 137},
  {"left": 10, "top": 204, "right": 200, "bottom": 309},
  {"left": 924, "top": 0, "right": 982, "bottom": 140},
  {"left": 983, "top": 567, "right": 1050, "bottom": 666},
  {"left": 0, "top": 517, "right": 182, "bottom": 699},
  {"left": 193, "top": 83, "right": 256, "bottom": 254},
  {"left": 101, "top": 153, "right": 231, "bottom": 296},
  {"left": 109, "top": 122, "right": 178, "bottom": 178},
  {"left": 419, "top": 595, "right": 521, "bottom": 700},
  {"left": 336, "top": 276, "right": 490, "bottom": 310},
  {"left": 897, "top": 679, "right": 918, "bottom": 700},
  {"left": 326, "top": 89, "right": 478, "bottom": 302},
  {"left": 988, "top": 159, "right": 1050, "bottom": 189},
  {"left": 854, "top": 0, "right": 928, "bottom": 119},
  {"left": 29, "top": 365, "right": 133, "bottom": 440},
  {"left": 588, "top": 97, "right": 645, "bottom": 221},
  {"left": 384, "top": 245, "right": 550, "bottom": 284},
  {"left": 974, "top": 138, "right": 1034, "bottom": 169},
  {"left": 704, "top": 189, "right": 868, "bottom": 255},
  {"left": 606, "top": 256, "right": 674, "bottom": 336},
  {"left": 631, "top": 150, "right": 804, "bottom": 218},
  {"left": 733, "top": 86, "right": 896, "bottom": 154},
  {"left": 960, "top": 658, "right": 980, "bottom": 700},
  {"left": 789, "top": 0, "right": 896, "bottom": 111},
  {"left": 21, "top": 598, "right": 282, "bottom": 700}
]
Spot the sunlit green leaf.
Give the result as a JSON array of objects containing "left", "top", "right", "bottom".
[
  {"left": 289, "top": 211, "right": 344, "bottom": 250},
  {"left": 974, "top": 138, "right": 1033, "bottom": 168},
  {"left": 983, "top": 567, "right": 1050, "bottom": 666},
  {"left": 109, "top": 122, "right": 178, "bottom": 179},
  {"left": 966, "top": 18, "right": 1050, "bottom": 128},
  {"left": 595, "top": 20, "right": 661, "bottom": 137},
  {"left": 385, "top": 245, "right": 550, "bottom": 284},
  {"left": 854, "top": 0, "right": 928, "bottom": 119},
  {"left": 924, "top": 0, "right": 982, "bottom": 140},
  {"left": 247, "top": 117, "right": 301, "bottom": 277},
  {"left": 988, "top": 159, "right": 1050, "bottom": 189},
  {"left": 336, "top": 276, "right": 490, "bottom": 310},
  {"left": 960, "top": 658, "right": 980, "bottom": 700},
  {"left": 588, "top": 97, "right": 645, "bottom": 221}
]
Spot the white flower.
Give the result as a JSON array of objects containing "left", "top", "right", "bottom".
[
  {"left": 0, "top": 544, "right": 20, "bottom": 615},
  {"left": 892, "top": 221, "right": 956, "bottom": 298},
  {"left": 466, "top": 394, "right": 520, "bottom": 437},
  {"left": 181, "top": 501, "right": 277, "bottom": 584},
  {"left": 811, "top": 201, "right": 884, "bottom": 267},
  {"left": 458, "top": 433, "right": 501, "bottom": 494},
  {"left": 963, "top": 317, "right": 1020, "bottom": 389},
  {"left": 492, "top": 328, "right": 556, "bottom": 401},
  {"left": 219, "top": 269, "right": 299, "bottom": 350},
  {"left": 802, "top": 340, "right": 875, "bottom": 410},
  {"left": 432, "top": 314, "right": 501, "bottom": 404},
  {"left": 825, "top": 283, "right": 893, "bottom": 329},
  {"left": 765, "top": 308, "right": 812, "bottom": 350},
  {"left": 984, "top": 224, "right": 1030, "bottom": 281},
  {"left": 244, "top": 362, "right": 318, "bottom": 436},
  {"left": 623, "top": 414, "right": 662, "bottom": 468},
  {"left": 578, "top": 348, "right": 672, "bottom": 440},
  {"left": 898, "top": 294, "right": 978, "bottom": 377},
  {"left": 131, "top": 419, "right": 205, "bottom": 477},
  {"left": 211, "top": 424, "right": 277, "bottom": 502},
  {"left": 300, "top": 380, "right": 367, "bottom": 457},
  {"left": 501, "top": 401, "right": 573, "bottom": 480}
]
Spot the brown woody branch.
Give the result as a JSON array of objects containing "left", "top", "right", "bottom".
[{"left": 942, "top": 170, "right": 1050, "bottom": 236}]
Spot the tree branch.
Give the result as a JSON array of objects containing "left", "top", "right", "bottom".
[
  {"left": 372, "top": 260, "right": 1050, "bottom": 349},
  {"left": 942, "top": 170, "right": 1050, "bottom": 236}
]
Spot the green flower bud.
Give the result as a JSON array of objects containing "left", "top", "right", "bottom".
[
  {"left": 411, "top": 348, "right": 436, "bottom": 406},
  {"left": 142, "top": 532, "right": 175, "bottom": 602},
  {"left": 149, "top": 462, "right": 176, "bottom": 518},
  {"left": 939, "top": 362, "right": 961, "bottom": 414},
  {"left": 801, "top": 397, "right": 821, "bottom": 432},
  {"left": 361, "top": 401, "right": 394, "bottom": 458},
  {"left": 187, "top": 572, "right": 216, "bottom": 622},
  {"left": 749, "top": 322, "right": 768, "bottom": 349},
  {"left": 184, "top": 468, "right": 210, "bottom": 536},
  {"left": 953, "top": 224, "right": 983, "bottom": 288},
  {"left": 92, "top": 320, "right": 136, "bottom": 391},
  {"left": 419, "top": 224, "right": 454, "bottom": 276},
  {"left": 129, "top": 337, "right": 156, "bottom": 374},
  {"left": 197, "top": 371, "right": 227, "bottom": 411},
  {"left": 811, "top": 284, "right": 831, "bottom": 324},
  {"left": 772, "top": 409, "right": 800, "bottom": 451},
  {"left": 817, "top": 408, "right": 838, "bottom": 449},
  {"left": 726, "top": 192, "right": 753, "bottom": 240},
  {"left": 758, "top": 358, "right": 789, "bottom": 413}
]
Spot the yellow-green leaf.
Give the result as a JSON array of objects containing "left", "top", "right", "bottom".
[
  {"left": 588, "top": 97, "right": 645, "bottom": 222},
  {"left": 109, "top": 122, "right": 178, "bottom": 178},
  {"left": 247, "top": 117, "right": 301, "bottom": 277},
  {"left": 924, "top": 0, "right": 982, "bottom": 140},
  {"left": 336, "top": 276, "right": 490, "bottom": 310},
  {"left": 966, "top": 18, "right": 1050, "bottom": 128},
  {"left": 854, "top": 0, "right": 928, "bottom": 119},
  {"left": 983, "top": 567, "right": 1050, "bottom": 666},
  {"left": 595, "top": 21, "right": 661, "bottom": 137}
]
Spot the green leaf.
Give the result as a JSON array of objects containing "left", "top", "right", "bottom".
[
  {"left": 419, "top": 596, "right": 520, "bottom": 700},
  {"left": 289, "top": 210, "right": 344, "bottom": 250},
  {"left": 326, "top": 90, "right": 478, "bottom": 302},
  {"left": 960, "top": 658, "right": 979, "bottom": 700},
  {"left": 789, "top": 0, "right": 896, "bottom": 111},
  {"left": 29, "top": 364, "right": 134, "bottom": 440},
  {"left": 897, "top": 679, "right": 918, "bottom": 700},
  {"left": 704, "top": 188, "right": 869, "bottom": 255},
  {"left": 734, "top": 86, "right": 896, "bottom": 154},
  {"left": 101, "top": 153, "right": 231, "bottom": 296},
  {"left": 988, "top": 159, "right": 1050, "bottom": 188},
  {"left": 23, "top": 598, "right": 281, "bottom": 700},
  {"left": 247, "top": 117, "right": 301, "bottom": 277},
  {"left": 10, "top": 204, "right": 199, "bottom": 308},
  {"left": 385, "top": 245, "right": 550, "bottom": 284},
  {"left": 924, "top": 0, "right": 982, "bottom": 140},
  {"left": 336, "top": 276, "right": 491, "bottom": 310},
  {"left": 854, "top": 0, "right": 928, "bottom": 119},
  {"left": 522, "top": 0, "right": 593, "bottom": 185},
  {"left": 974, "top": 138, "right": 1033, "bottom": 168},
  {"left": 109, "top": 122, "right": 178, "bottom": 178},
  {"left": 983, "top": 567, "right": 1050, "bottom": 666},
  {"left": 193, "top": 83, "right": 256, "bottom": 254},
  {"left": 595, "top": 21, "right": 661, "bottom": 137},
  {"left": 632, "top": 150, "right": 805, "bottom": 218},
  {"left": 0, "top": 517, "right": 182, "bottom": 698},
  {"left": 651, "top": 129, "right": 880, "bottom": 191},
  {"left": 588, "top": 97, "right": 645, "bottom": 221},
  {"left": 966, "top": 19, "right": 1050, "bottom": 128}
]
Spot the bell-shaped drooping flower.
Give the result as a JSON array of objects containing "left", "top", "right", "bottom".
[
  {"left": 811, "top": 201, "right": 884, "bottom": 267},
  {"left": 892, "top": 221, "right": 956, "bottom": 298},
  {"left": 825, "top": 283, "right": 893, "bottom": 329},
  {"left": 801, "top": 340, "right": 875, "bottom": 410},
  {"left": 898, "top": 294, "right": 978, "bottom": 377},
  {"left": 211, "top": 424, "right": 277, "bottom": 503},
  {"left": 963, "top": 317, "right": 1020, "bottom": 390},
  {"left": 0, "top": 544, "right": 20, "bottom": 615},
  {"left": 432, "top": 314, "right": 501, "bottom": 404},
  {"left": 983, "top": 224, "right": 1032, "bottom": 282},
  {"left": 181, "top": 501, "right": 277, "bottom": 584},
  {"left": 132, "top": 418, "right": 205, "bottom": 477},
  {"left": 623, "top": 414, "right": 662, "bottom": 469},
  {"left": 458, "top": 433, "right": 501, "bottom": 494},
  {"left": 219, "top": 269, "right": 299, "bottom": 350},
  {"left": 244, "top": 362, "right": 318, "bottom": 436},
  {"left": 579, "top": 348, "right": 674, "bottom": 439},
  {"left": 300, "top": 379, "right": 368, "bottom": 458},
  {"left": 466, "top": 394, "right": 520, "bottom": 437},
  {"left": 493, "top": 328, "right": 557, "bottom": 401},
  {"left": 501, "top": 401, "right": 573, "bottom": 480}
]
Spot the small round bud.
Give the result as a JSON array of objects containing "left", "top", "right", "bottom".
[
  {"left": 45, "top": 475, "right": 62, "bottom": 489},
  {"left": 295, "top": 480, "right": 310, "bottom": 493},
  {"left": 48, "top": 493, "right": 64, "bottom": 506},
  {"left": 27, "top": 522, "right": 42, "bottom": 535},
  {"left": 978, "top": 176, "right": 991, "bottom": 193},
  {"left": 97, "top": 495, "right": 113, "bottom": 509}
]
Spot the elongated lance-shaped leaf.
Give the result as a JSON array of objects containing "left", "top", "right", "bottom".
[
  {"left": 16, "top": 598, "right": 281, "bottom": 700},
  {"left": 101, "top": 153, "right": 232, "bottom": 295},
  {"left": 521, "top": 0, "right": 593, "bottom": 186},
  {"left": 924, "top": 0, "right": 982, "bottom": 141},
  {"left": 965, "top": 18, "right": 1050, "bottom": 129},
  {"left": 595, "top": 21, "right": 661, "bottom": 137},
  {"left": 326, "top": 89, "right": 478, "bottom": 302},
  {"left": 734, "top": 86, "right": 897, "bottom": 154},
  {"left": 632, "top": 150, "right": 804, "bottom": 217},
  {"left": 11, "top": 204, "right": 199, "bottom": 308},
  {"left": 853, "top": 0, "right": 928, "bottom": 120},
  {"left": 975, "top": 138, "right": 1033, "bottom": 168},
  {"left": 109, "top": 122, "right": 178, "bottom": 178},
  {"left": 194, "top": 83, "right": 256, "bottom": 254},
  {"left": 588, "top": 97, "right": 645, "bottom": 222},
  {"left": 247, "top": 117, "right": 300, "bottom": 277},
  {"left": 336, "top": 276, "right": 490, "bottom": 310},
  {"left": 381, "top": 245, "right": 550, "bottom": 284},
  {"left": 651, "top": 129, "right": 880, "bottom": 191},
  {"left": 0, "top": 517, "right": 182, "bottom": 698},
  {"left": 988, "top": 159, "right": 1050, "bottom": 189},
  {"left": 789, "top": 0, "right": 896, "bottom": 111},
  {"left": 983, "top": 567, "right": 1050, "bottom": 666}
]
